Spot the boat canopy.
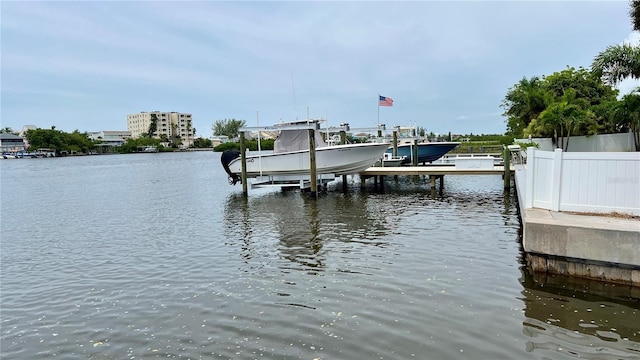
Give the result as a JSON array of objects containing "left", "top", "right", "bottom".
[{"left": 274, "top": 129, "right": 328, "bottom": 154}]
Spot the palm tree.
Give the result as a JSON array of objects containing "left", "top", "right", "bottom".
[
  {"left": 631, "top": 0, "right": 640, "bottom": 31},
  {"left": 615, "top": 90, "right": 640, "bottom": 150},
  {"left": 592, "top": 1, "right": 640, "bottom": 86},
  {"left": 537, "top": 89, "right": 592, "bottom": 151},
  {"left": 501, "top": 76, "right": 548, "bottom": 137},
  {"left": 592, "top": 44, "right": 640, "bottom": 86}
]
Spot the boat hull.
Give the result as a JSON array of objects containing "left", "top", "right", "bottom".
[
  {"left": 227, "top": 143, "right": 389, "bottom": 176},
  {"left": 386, "top": 142, "right": 459, "bottom": 164}
]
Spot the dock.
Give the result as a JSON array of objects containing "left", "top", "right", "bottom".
[
  {"left": 360, "top": 163, "right": 514, "bottom": 189},
  {"left": 361, "top": 165, "right": 509, "bottom": 176}
]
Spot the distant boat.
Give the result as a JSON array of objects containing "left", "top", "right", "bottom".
[
  {"left": 221, "top": 119, "right": 389, "bottom": 185},
  {"left": 386, "top": 141, "right": 460, "bottom": 164},
  {"left": 140, "top": 146, "right": 158, "bottom": 153}
]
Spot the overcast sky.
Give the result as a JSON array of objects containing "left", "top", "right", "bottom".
[{"left": 1, "top": 1, "right": 637, "bottom": 137}]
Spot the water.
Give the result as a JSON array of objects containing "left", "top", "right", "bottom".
[{"left": 1, "top": 152, "right": 638, "bottom": 360}]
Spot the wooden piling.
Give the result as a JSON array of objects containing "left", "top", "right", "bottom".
[
  {"left": 308, "top": 129, "right": 317, "bottom": 198},
  {"left": 412, "top": 139, "right": 419, "bottom": 167},
  {"left": 240, "top": 132, "right": 248, "bottom": 196},
  {"left": 393, "top": 131, "right": 398, "bottom": 157},
  {"left": 503, "top": 146, "right": 511, "bottom": 190},
  {"left": 340, "top": 130, "right": 347, "bottom": 191}
]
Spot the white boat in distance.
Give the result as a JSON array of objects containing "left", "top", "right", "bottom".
[{"left": 221, "top": 119, "right": 389, "bottom": 185}]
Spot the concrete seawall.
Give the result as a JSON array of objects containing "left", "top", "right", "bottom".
[{"left": 514, "top": 166, "right": 640, "bottom": 286}]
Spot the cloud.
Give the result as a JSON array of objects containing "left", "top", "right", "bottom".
[{"left": 0, "top": 1, "right": 632, "bottom": 135}]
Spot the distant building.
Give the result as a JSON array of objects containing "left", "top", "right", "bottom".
[
  {"left": 0, "top": 133, "right": 26, "bottom": 152},
  {"left": 19, "top": 125, "right": 38, "bottom": 149},
  {"left": 87, "top": 130, "right": 132, "bottom": 147},
  {"left": 127, "top": 111, "right": 194, "bottom": 147}
]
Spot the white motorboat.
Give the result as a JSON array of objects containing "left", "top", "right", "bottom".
[{"left": 221, "top": 120, "right": 389, "bottom": 185}]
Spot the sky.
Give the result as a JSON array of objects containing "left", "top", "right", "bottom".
[{"left": 1, "top": 1, "right": 638, "bottom": 137}]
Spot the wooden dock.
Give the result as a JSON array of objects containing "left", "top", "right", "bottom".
[
  {"left": 359, "top": 164, "right": 515, "bottom": 189},
  {"left": 361, "top": 165, "right": 510, "bottom": 176}
]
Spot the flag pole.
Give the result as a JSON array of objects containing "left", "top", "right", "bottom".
[{"left": 377, "top": 94, "right": 380, "bottom": 127}]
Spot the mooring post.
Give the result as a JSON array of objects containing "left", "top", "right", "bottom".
[
  {"left": 439, "top": 175, "right": 444, "bottom": 190},
  {"left": 430, "top": 175, "right": 436, "bottom": 189},
  {"left": 503, "top": 146, "right": 511, "bottom": 190},
  {"left": 412, "top": 139, "right": 419, "bottom": 167},
  {"left": 308, "top": 128, "right": 317, "bottom": 198},
  {"left": 240, "top": 132, "right": 248, "bottom": 196},
  {"left": 340, "top": 130, "right": 347, "bottom": 191},
  {"left": 393, "top": 131, "right": 398, "bottom": 157}
]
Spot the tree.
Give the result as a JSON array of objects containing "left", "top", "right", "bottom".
[
  {"left": 592, "top": 44, "right": 640, "bottom": 86},
  {"left": 147, "top": 114, "right": 158, "bottom": 138},
  {"left": 0, "top": 127, "right": 18, "bottom": 134},
  {"left": 170, "top": 122, "right": 181, "bottom": 148},
  {"left": 615, "top": 90, "right": 640, "bottom": 150},
  {"left": 504, "top": 67, "right": 617, "bottom": 139},
  {"left": 186, "top": 123, "right": 193, "bottom": 148},
  {"left": 592, "top": 1, "right": 640, "bottom": 86},
  {"left": 24, "top": 128, "right": 96, "bottom": 154},
  {"left": 213, "top": 118, "right": 246, "bottom": 138},
  {"left": 193, "top": 137, "right": 212, "bottom": 148},
  {"left": 632, "top": 0, "right": 640, "bottom": 31},
  {"left": 501, "top": 76, "right": 547, "bottom": 137}
]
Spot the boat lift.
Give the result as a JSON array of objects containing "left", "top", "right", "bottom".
[{"left": 236, "top": 119, "right": 351, "bottom": 195}]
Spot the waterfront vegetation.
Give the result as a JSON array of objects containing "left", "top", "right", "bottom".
[
  {"left": 503, "top": 1, "right": 640, "bottom": 151},
  {"left": 1, "top": 127, "right": 213, "bottom": 155},
  {"left": 22, "top": 127, "right": 95, "bottom": 154}
]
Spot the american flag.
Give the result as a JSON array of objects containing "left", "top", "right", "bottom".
[{"left": 379, "top": 95, "right": 393, "bottom": 106}]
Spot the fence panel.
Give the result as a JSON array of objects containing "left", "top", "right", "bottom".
[{"left": 524, "top": 149, "right": 640, "bottom": 216}]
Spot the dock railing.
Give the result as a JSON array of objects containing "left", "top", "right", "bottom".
[{"left": 520, "top": 148, "right": 640, "bottom": 216}]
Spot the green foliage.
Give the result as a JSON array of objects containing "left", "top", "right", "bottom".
[
  {"left": 514, "top": 141, "right": 539, "bottom": 149},
  {"left": 24, "top": 128, "right": 96, "bottom": 154},
  {"left": 502, "top": 67, "right": 619, "bottom": 141},
  {"left": 213, "top": 118, "right": 246, "bottom": 138},
  {"left": 1, "top": 127, "right": 18, "bottom": 134},
  {"left": 501, "top": 76, "right": 547, "bottom": 137},
  {"left": 193, "top": 137, "right": 212, "bottom": 148},
  {"left": 147, "top": 114, "right": 158, "bottom": 138},
  {"left": 615, "top": 91, "right": 640, "bottom": 150},
  {"left": 118, "top": 137, "right": 164, "bottom": 153},
  {"left": 632, "top": 0, "right": 640, "bottom": 31},
  {"left": 592, "top": 43, "right": 640, "bottom": 86}
]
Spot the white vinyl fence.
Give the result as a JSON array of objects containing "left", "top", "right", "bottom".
[{"left": 523, "top": 148, "right": 640, "bottom": 216}]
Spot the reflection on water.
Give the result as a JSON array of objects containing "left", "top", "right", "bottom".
[
  {"left": 521, "top": 272, "right": 640, "bottom": 359},
  {"left": 223, "top": 191, "right": 392, "bottom": 275},
  {"left": 2, "top": 154, "right": 639, "bottom": 360}
]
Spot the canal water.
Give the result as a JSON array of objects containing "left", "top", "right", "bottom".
[{"left": 1, "top": 152, "right": 638, "bottom": 360}]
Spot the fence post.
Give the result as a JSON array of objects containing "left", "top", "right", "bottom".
[
  {"left": 550, "top": 148, "right": 563, "bottom": 211},
  {"left": 525, "top": 147, "right": 535, "bottom": 209}
]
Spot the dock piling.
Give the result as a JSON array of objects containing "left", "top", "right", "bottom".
[
  {"left": 240, "top": 132, "right": 248, "bottom": 196},
  {"left": 503, "top": 146, "right": 511, "bottom": 190},
  {"left": 308, "top": 128, "right": 317, "bottom": 198}
]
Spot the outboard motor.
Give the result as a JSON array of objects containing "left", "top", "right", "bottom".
[{"left": 221, "top": 150, "right": 242, "bottom": 185}]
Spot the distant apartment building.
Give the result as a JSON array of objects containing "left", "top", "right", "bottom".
[{"left": 127, "top": 111, "right": 194, "bottom": 147}]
